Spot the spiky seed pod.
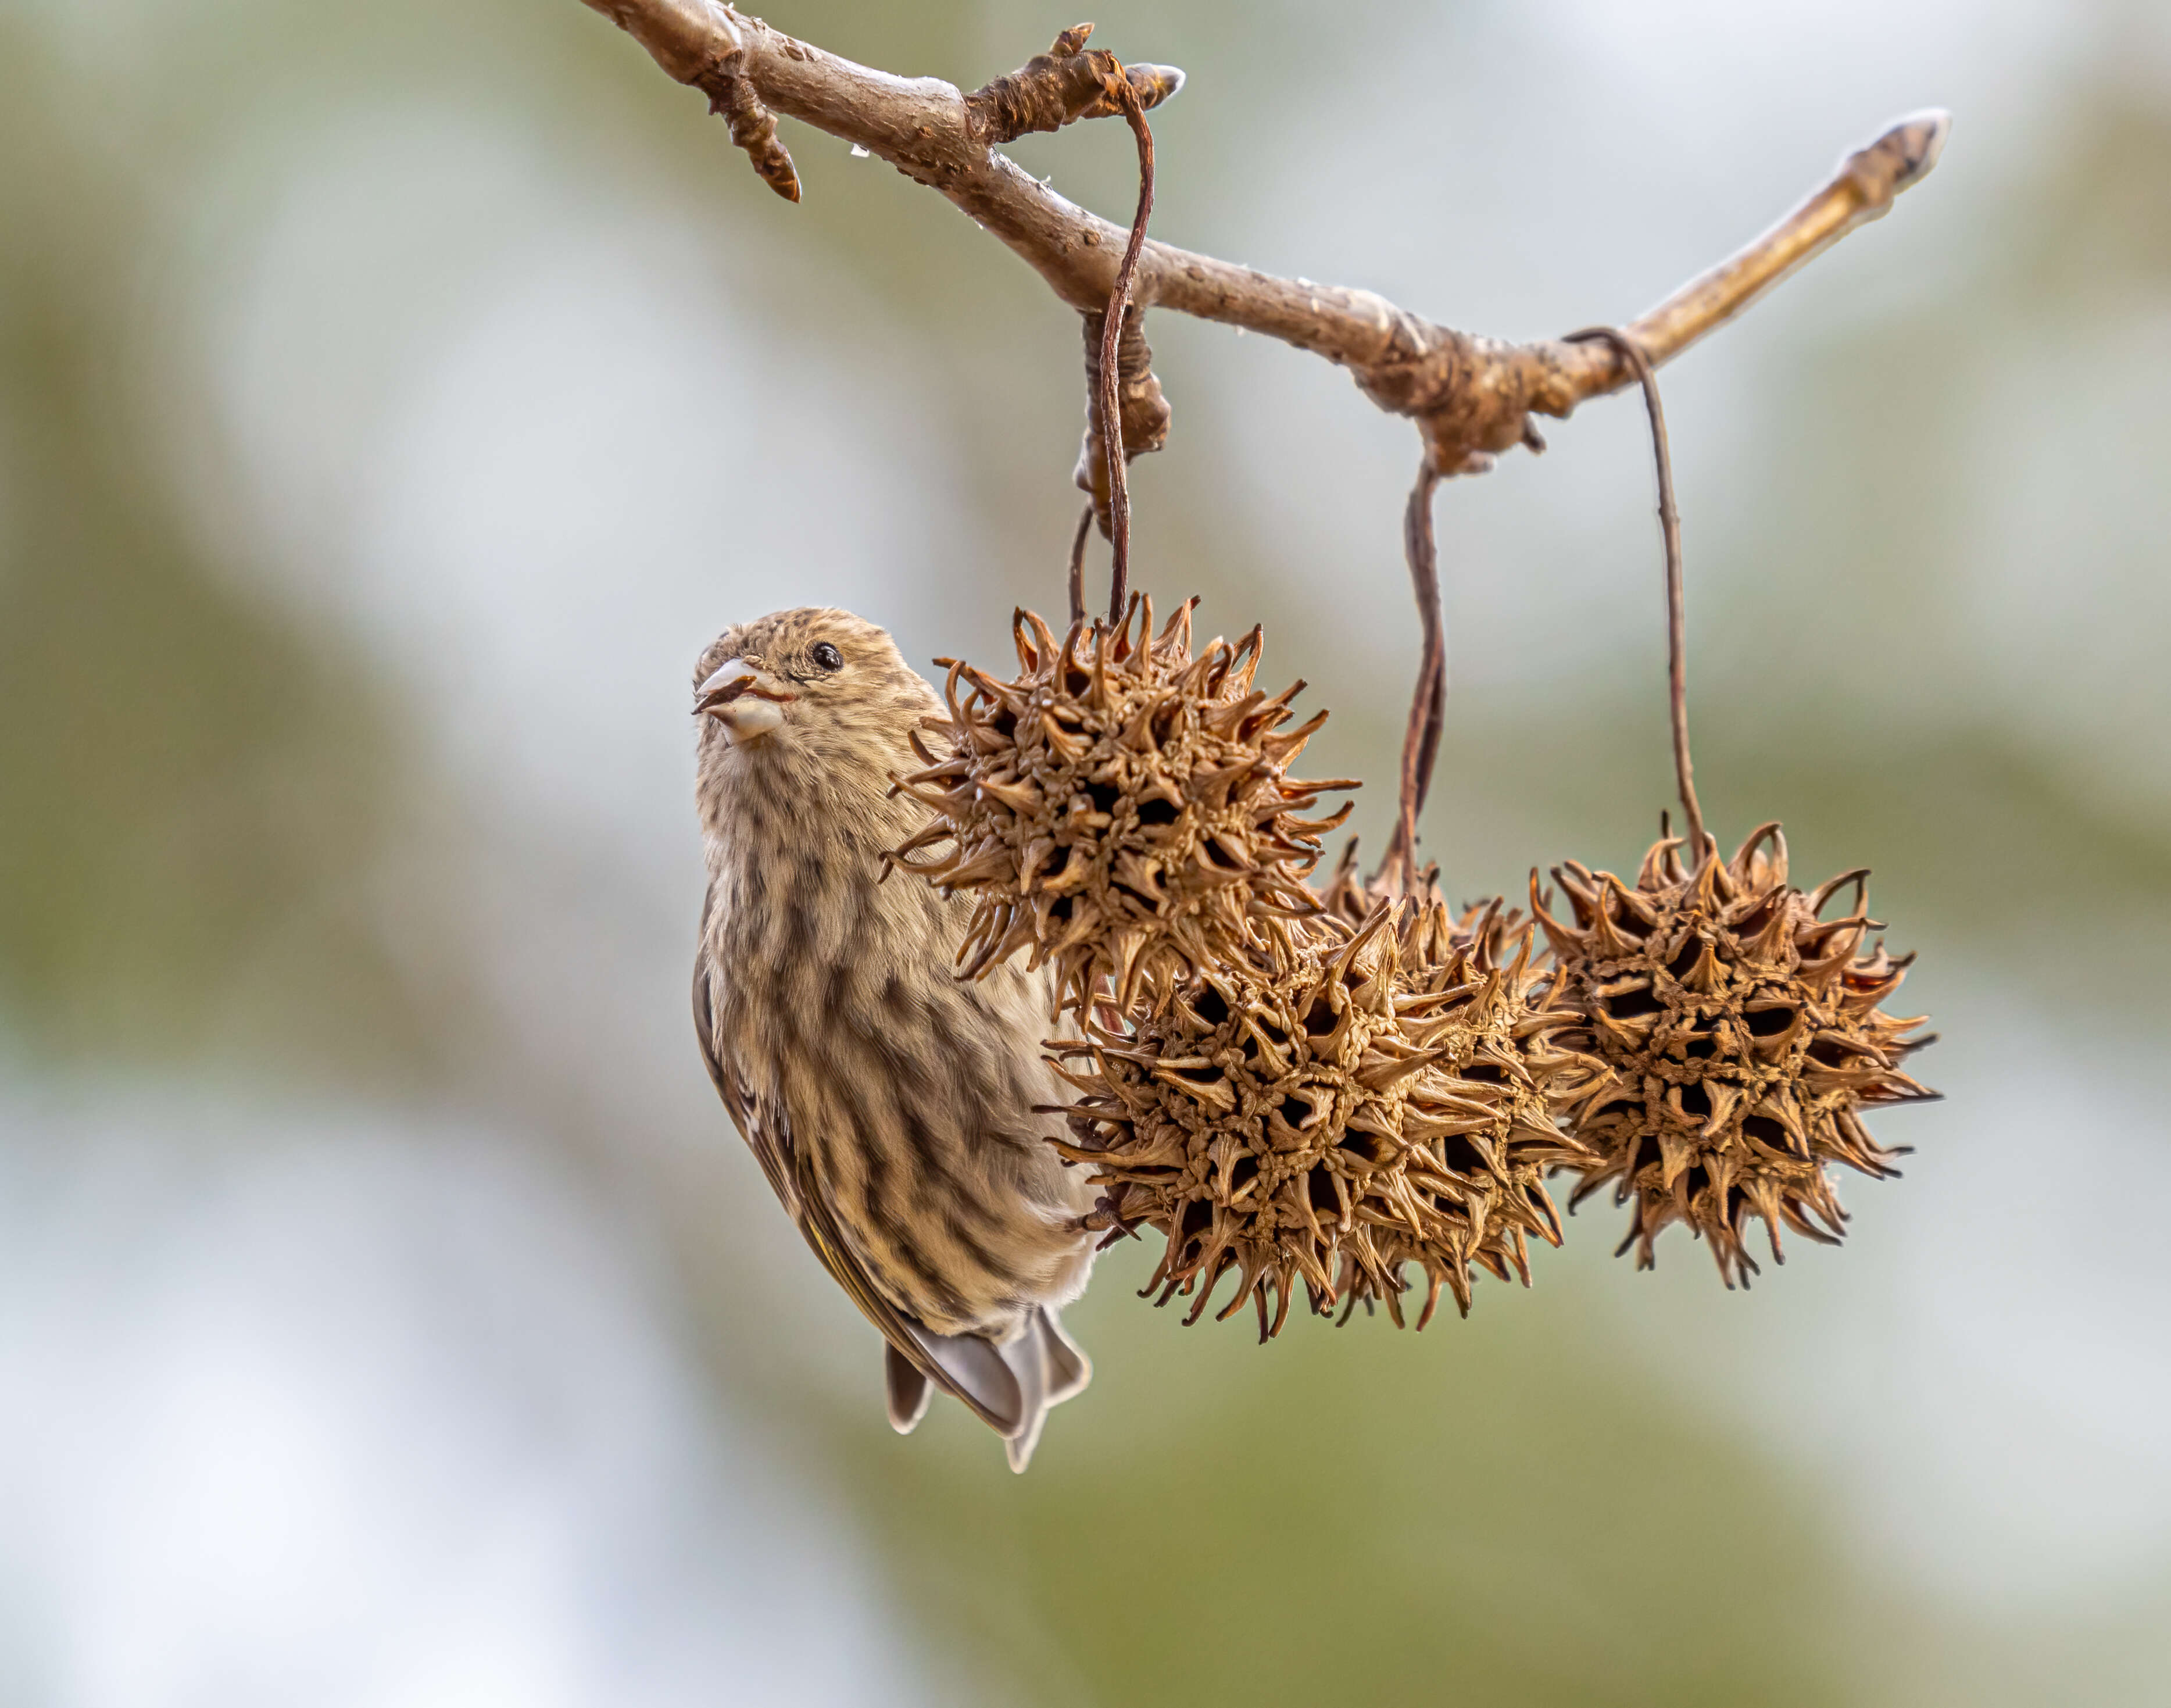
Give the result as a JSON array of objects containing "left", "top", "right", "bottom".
[
  {"left": 1049, "top": 904, "right": 1591, "bottom": 1338},
  {"left": 890, "top": 596, "right": 1355, "bottom": 1016},
  {"left": 1331, "top": 900, "right": 1603, "bottom": 1326},
  {"left": 1533, "top": 823, "right": 1938, "bottom": 1288}
]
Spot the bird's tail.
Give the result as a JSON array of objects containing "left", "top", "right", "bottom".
[{"left": 884, "top": 1307, "right": 1091, "bottom": 1473}]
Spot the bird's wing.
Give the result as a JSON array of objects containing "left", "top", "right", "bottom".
[{"left": 691, "top": 941, "right": 1020, "bottom": 1438}]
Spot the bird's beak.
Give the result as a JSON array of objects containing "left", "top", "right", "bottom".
[{"left": 695, "top": 657, "right": 795, "bottom": 744}]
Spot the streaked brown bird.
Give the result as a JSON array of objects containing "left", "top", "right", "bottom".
[{"left": 690, "top": 608, "right": 1097, "bottom": 1471}]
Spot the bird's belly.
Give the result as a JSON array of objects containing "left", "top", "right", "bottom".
[
  {"left": 795, "top": 1090, "right": 1095, "bottom": 1339},
  {"left": 721, "top": 966, "right": 1096, "bottom": 1339},
  {"left": 858, "top": 1148, "right": 1090, "bottom": 1336}
]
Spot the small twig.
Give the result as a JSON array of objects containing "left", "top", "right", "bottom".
[
  {"left": 709, "top": 70, "right": 799, "bottom": 202},
  {"left": 1065, "top": 502, "right": 1094, "bottom": 627},
  {"left": 964, "top": 23, "right": 1184, "bottom": 144},
  {"left": 1099, "top": 76, "right": 1155, "bottom": 624},
  {"left": 1379, "top": 460, "right": 1445, "bottom": 897},
  {"left": 579, "top": 3, "right": 1945, "bottom": 500},
  {"left": 1565, "top": 328, "right": 1704, "bottom": 858}
]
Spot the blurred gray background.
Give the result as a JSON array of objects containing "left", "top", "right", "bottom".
[{"left": 4, "top": 1, "right": 2168, "bottom": 1703}]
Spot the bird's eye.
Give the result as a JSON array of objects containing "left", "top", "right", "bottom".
[{"left": 811, "top": 642, "right": 843, "bottom": 672}]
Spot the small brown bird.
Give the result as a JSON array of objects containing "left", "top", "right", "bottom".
[{"left": 690, "top": 608, "right": 1097, "bottom": 1471}]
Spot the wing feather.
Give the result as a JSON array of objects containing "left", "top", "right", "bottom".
[{"left": 692, "top": 938, "right": 1015, "bottom": 1435}]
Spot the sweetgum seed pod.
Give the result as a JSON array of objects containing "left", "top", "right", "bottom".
[
  {"left": 1534, "top": 822, "right": 1938, "bottom": 1287},
  {"left": 1050, "top": 901, "right": 1600, "bottom": 1338},
  {"left": 890, "top": 595, "right": 1355, "bottom": 1017}
]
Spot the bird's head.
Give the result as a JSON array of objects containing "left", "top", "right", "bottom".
[{"left": 693, "top": 607, "right": 936, "bottom": 776}]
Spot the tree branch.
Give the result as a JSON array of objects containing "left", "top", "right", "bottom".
[{"left": 578, "top": 0, "right": 1947, "bottom": 473}]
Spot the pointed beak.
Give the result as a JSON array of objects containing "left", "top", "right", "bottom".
[{"left": 695, "top": 658, "right": 794, "bottom": 744}]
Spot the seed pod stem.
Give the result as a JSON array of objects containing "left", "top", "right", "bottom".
[
  {"left": 1380, "top": 459, "right": 1447, "bottom": 899},
  {"left": 1565, "top": 326, "right": 1705, "bottom": 859},
  {"left": 1099, "top": 74, "right": 1156, "bottom": 624}
]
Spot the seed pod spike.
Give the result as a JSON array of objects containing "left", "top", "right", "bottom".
[
  {"left": 1125, "top": 594, "right": 1154, "bottom": 674},
  {"left": 1060, "top": 617, "right": 1091, "bottom": 691},
  {"left": 1586, "top": 892, "right": 1640, "bottom": 962},
  {"left": 1528, "top": 872, "right": 1588, "bottom": 960},
  {"left": 1085, "top": 620, "right": 1120, "bottom": 708},
  {"left": 1807, "top": 868, "right": 1872, "bottom": 918}
]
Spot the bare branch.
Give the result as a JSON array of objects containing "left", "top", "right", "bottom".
[{"left": 577, "top": 1, "right": 1947, "bottom": 473}]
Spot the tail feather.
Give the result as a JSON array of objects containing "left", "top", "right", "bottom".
[
  {"left": 1038, "top": 1307, "right": 1091, "bottom": 1406},
  {"left": 882, "top": 1307, "right": 1093, "bottom": 1472},
  {"left": 885, "top": 1343, "right": 934, "bottom": 1434},
  {"left": 1001, "top": 1320, "right": 1050, "bottom": 1474},
  {"left": 1002, "top": 1307, "right": 1092, "bottom": 1474},
  {"left": 911, "top": 1323, "right": 1024, "bottom": 1432}
]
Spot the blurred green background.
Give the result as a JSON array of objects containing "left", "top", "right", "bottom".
[{"left": 5, "top": 2, "right": 2168, "bottom": 1703}]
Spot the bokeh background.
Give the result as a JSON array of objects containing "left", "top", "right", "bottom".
[{"left": 5, "top": 1, "right": 2169, "bottom": 1702}]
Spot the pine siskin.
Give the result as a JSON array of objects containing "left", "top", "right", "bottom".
[{"left": 691, "top": 608, "right": 1096, "bottom": 1471}]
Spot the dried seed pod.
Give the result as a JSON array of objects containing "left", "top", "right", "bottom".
[
  {"left": 891, "top": 596, "right": 1354, "bottom": 1016},
  {"left": 1333, "top": 900, "right": 1601, "bottom": 1325},
  {"left": 1050, "top": 903, "right": 1591, "bottom": 1338},
  {"left": 1534, "top": 823, "right": 1937, "bottom": 1287}
]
